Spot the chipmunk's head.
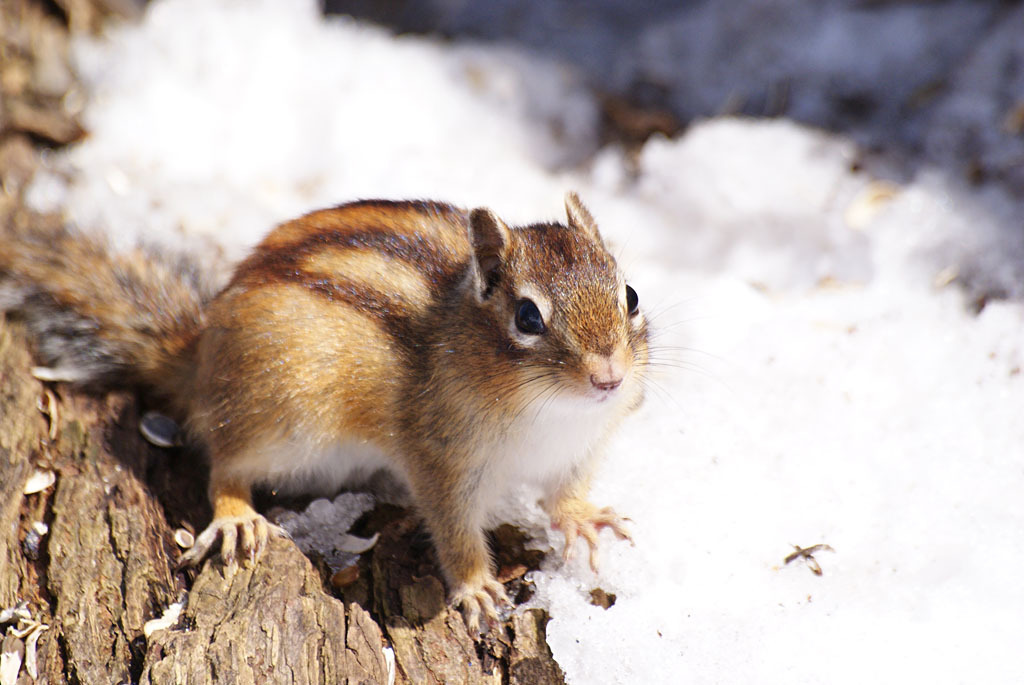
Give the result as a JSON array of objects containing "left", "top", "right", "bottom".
[{"left": 466, "top": 192, "right": 648, "bottom": 413}]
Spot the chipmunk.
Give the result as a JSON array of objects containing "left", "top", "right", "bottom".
[{"left": 0, "top": 193, "right": 649, "bottom": 631}]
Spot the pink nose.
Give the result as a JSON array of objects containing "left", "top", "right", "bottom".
[{"left": 590, "top": 374, "right": 622, "bottom": 391}]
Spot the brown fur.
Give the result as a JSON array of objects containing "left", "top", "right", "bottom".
[
  {"left": 1, "top": 194, "right": 649, "bottom": 632},
  {"left": 0, "top": 221, "right": 208, "bottom": 400}
]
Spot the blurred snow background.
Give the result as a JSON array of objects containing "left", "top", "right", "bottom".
[{"left": 26, "top": 0, "right": 1024, "bottom": 682}]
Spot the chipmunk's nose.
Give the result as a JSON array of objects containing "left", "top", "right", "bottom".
[
  {"left": 585, "top": 349, "right": 627, "bottom": 393},
  {"left": 590, "top": 373, "right": 622, "bottom": 391}
]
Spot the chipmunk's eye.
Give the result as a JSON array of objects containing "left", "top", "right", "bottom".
[
  {"left": 515, "top": 298, "right": 546, "bottom": 335},
  {"left": 626, "top": 285, "right": 639, "bottom": 317}
]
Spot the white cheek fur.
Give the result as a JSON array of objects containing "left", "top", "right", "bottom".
[{"left": 473, "top": 376, "right": 639, "bottom": 520}]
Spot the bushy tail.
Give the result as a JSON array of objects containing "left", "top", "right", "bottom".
[{"left": 0, "top": 219, "right": 212, "bottom": 402}]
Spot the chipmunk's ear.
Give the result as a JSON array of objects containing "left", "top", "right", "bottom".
[
  {"left": 469, "top": 207, "right": 510, "bottom": 299},
  {"left": 564, "top": 191, "right": 604, "bottom": 246}
]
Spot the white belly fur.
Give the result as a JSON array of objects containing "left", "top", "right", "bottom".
[
  {"left": 238, "top": 435, "right": 398, "bottom": 496},
  {"left": 234, "top": 394, "right": 616, "bottom": 515}
]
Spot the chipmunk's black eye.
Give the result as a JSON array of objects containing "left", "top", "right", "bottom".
[
  {"left": 515, "top": 298, "right": 546, "bottom": 335},
  {"left": 626, "top": 285, "right": 639, "bottom": 317}
]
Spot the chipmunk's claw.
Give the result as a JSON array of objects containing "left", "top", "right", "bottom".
[
  {"left": 553, "top": 503, "right": 632, "bottom": 573},
  {"left": 177, "top": 514, "right": 287, "bottom": 570},
  {"left": 451, "top": 574, "right": 509, "bottom": 635}
]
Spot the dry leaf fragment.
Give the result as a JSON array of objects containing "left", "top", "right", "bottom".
[{"left": 784, "top": 543, "right": 836, "bottom": 576}]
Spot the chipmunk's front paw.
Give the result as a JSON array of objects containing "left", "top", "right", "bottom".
[
  {"left": 177, "top": 513, "right": 288, "bottom": 571},
  {"left": 551, "top": 500, "right": 633, "bottom": 573},
  {"left": 450, "top": 573, "right": 510, "bottom": 635}
]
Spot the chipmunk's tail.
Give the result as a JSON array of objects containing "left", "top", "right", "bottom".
[{"left": 0, "top": 219, "right": 212, "bottom": 404}]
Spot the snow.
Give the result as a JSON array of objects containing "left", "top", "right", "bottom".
[
  {"left": 276, "top": 493, "right": 378, "bottom": 573},
  {"left": 28, "top": 0, "right": 1024, "bottom": 682}
]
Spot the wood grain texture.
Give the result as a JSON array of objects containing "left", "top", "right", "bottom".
[
  {"left": 140, "top": 541, "right": 388, "bottom": 685},
  {"left": 0, "top": 321, "right": 41, "bottom": 608}
]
